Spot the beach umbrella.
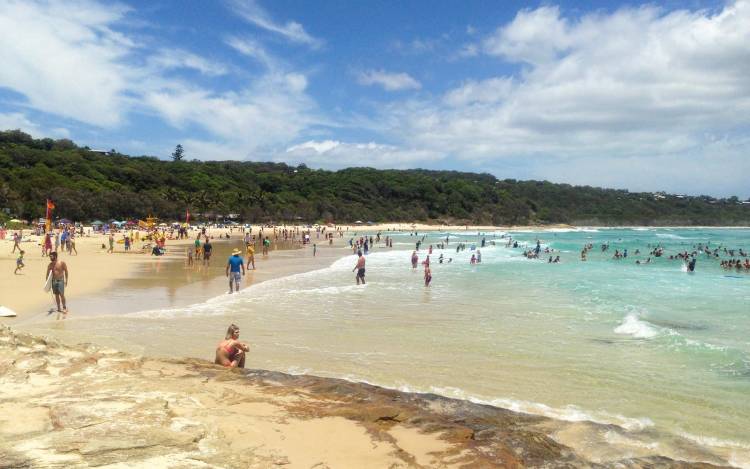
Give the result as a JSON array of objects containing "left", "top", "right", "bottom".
[
  {"left": 9, "top": 218, "right": 22, "bottom": 223},
  {"left": 354, "top": 220, "right": 363, "bottom": 224},
  {"left": 91, "top": 220, "right": 104, "bottom": 226}
]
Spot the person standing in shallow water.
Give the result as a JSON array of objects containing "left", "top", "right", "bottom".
[
  {"left": 226, "top": 248, "right": 245, "bottom": 293},
  {"left": 215, "top": 324, "right": 249, "bottom": 368},
  {"left": 353, "top": 250, "right": 366, "bottom": 285}
]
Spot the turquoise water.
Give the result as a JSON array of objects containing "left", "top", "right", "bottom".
[
  {"left": 33, "top": 227, "right": 750, "bottom": 465},
  {"left": 216, "top": 227, "right": 748, "bottom": 466}
]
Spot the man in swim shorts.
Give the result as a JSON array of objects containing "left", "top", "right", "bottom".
[
  {"left": 46, "top": 251, "right": 69, "bottom": 315},
  {"left": 203, "top": 238, "right": 212, "bottom": 265},
  {"left": 226, "top": 248, "right": 245, "bottom": 293},
  {"left": 353, "top": 250, "right": 366, "bottom": 285}
]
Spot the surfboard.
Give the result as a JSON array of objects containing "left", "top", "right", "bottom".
[
  {"left": 0, "top": 306, "right": 17, "bottom": 317},
  {"left": 43, "top": 271, "right": 53, "bottom": 292}
]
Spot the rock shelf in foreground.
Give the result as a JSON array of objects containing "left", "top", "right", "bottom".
[{"left": 0, "top": 326, "right": 731, "bottom": 468}]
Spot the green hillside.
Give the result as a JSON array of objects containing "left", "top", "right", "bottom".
[{"left": 1, "top": 130, "right": 748, "bottom": 225}]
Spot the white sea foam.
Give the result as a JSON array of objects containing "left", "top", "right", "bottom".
[
  {"left": 614, "top": 313, "right": 660, "bottom": 339},
  {"left": 548, "top": 227, "right": 600, "bottom": 233},
  {"left": 426, "top": 386, "right": 653, "bottom": 432},
  {"left": 656, "top": 233, "right": 687, "bottom": 240},
  {"left": 678, "top": 432, "right": 750, "bottom": 469}
]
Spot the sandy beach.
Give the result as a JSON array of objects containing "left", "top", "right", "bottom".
[{"left": 0, "top": 223, "right": 561, "bottom": 318}]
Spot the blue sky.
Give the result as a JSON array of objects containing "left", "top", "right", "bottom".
[{"left": 1, "top": 0, "right": 748, "bottom": 197}]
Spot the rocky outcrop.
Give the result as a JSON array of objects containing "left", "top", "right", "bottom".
[{"left": 0, "top": 326, "right": 733, "bottom": 468}]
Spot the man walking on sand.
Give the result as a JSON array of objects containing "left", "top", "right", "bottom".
[
  {"left": 226, "top": 248, "right": 245, "bottom": 293},
  {"left": 353, "top": 250, "right": 366, "bottom": 285},
  {"left": 46, "top": 251, "right": 69, "bottom": 316}
]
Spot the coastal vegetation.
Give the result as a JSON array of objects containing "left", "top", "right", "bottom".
[{"left": 1, "top": 130, "right": 749, "bottom": 225}]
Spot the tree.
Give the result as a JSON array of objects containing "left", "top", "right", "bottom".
[{"left": 171, "top": 144, "right": 184, "bottom": 161}]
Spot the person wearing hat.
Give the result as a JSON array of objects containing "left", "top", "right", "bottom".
[{"left": 226, "top": 248, "right": 246, "bottom": 293}]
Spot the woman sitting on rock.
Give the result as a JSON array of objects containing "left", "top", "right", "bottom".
[{"left": 215, "top": 324, "right": 249, "bottom": 368}]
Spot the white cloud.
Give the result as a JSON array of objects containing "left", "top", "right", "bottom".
[
  {"left": 0, "top": 112, "right": 70, "bottom": 138},
  {"left": 368, "top": 1, "right": 750, "bottom": 196},
  {"left": 0, "top": 112, "right": 44, "bottom": 136},
  {"left": 143, "top": 68, "right": 319, "bottom": 160},
  {"left": 148, "top": 49, "right": 228, "bottom": 76},
  {"left": 225, "top": 36, "right": 276, "bottom": 69},
  {"left": 0, "top": 0, "right": 323, "bottom": 160},
  {"left": 284, "top": 139, "right": 443, "bottom": 169},
  {"left": 0, "top": 0, "right": 134, "bottom": 127},
  {"left": 226, "top": 0, "right": 322, "bottom": 49},
  {"left": 357, "top": 70, "right": 422, "bottom": 91},
  {"left": 483, "top": 6, "right": 570, "bottom": 65}
]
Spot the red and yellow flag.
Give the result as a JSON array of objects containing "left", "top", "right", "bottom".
[{"left": 45, "top": 199, "right": 55, "bottom": 232}]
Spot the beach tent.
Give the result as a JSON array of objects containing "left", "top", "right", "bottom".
[
  {"left": 57, "top": 218, "right": 72, "bottom": 225},
  {"left": 91, "top": 220, "right": 104, "bottom": 226},
  {"left": 354, "top": 220, "right": 363, "bottom": 225}
]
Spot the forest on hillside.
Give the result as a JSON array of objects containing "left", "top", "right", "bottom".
[{"left": 1, "top": 130, "right": 749, "bottom": 226}]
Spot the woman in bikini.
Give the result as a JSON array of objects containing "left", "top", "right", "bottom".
[{"left": 215, "top": 324, "right": 249, "bottom": 368}]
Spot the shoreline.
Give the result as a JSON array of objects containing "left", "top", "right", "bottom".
[
  {"left": 1, "top": 226, "right": 747, "bottom": 467},
  {"left": 0, "top": 325, "right": 731, "bottom": 468}
]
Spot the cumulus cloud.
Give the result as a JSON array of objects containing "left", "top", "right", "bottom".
[
  {"left": 357, "top": 70, "right": 422, "bottom": 91},
  {"left": 226, "top": 0, "right": 323, "bottom": 49},
  {"left": 370, "top": 1, "right": 750, "bottom": 196},
  {"left": 144, "top": 70, "right": 316, "bottom": 151},
  {"left": 284, "top": 140, "right": 444, "bottom": 169}
]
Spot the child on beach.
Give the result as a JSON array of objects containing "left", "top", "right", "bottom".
[{"left": 14, "top": 250, "right": 25, "bottom": 274}]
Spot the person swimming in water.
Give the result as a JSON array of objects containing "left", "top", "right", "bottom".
[
  {"left": 424, "top": 264, "right": 432, "bottom": 287},
  {"left": 215, "top": 324, "right": 249, "bottom": 368}
]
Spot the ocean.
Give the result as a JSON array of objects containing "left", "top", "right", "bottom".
[{"left": 27, "top": 227, "right": 750, "bottom": 466}]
